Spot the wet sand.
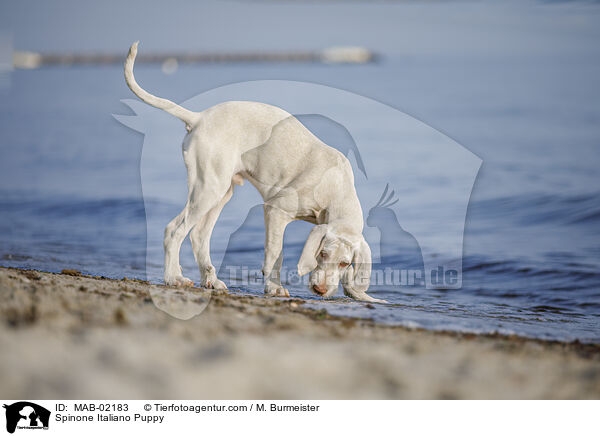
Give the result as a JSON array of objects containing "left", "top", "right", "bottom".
[{"left": 0, "top": 267, "right": 599, "bottom": 399}]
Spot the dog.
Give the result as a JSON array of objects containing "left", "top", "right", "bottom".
[{"left": 124, "top": 42, "right": 384, "bottom": 303}]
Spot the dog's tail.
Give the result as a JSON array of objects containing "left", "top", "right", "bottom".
[{"left": 124, "top": 41, "right": 198, "bottom": 130}]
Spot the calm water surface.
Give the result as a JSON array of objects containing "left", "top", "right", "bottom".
[{"left": 0, "top": 58, "right": 599, "bottom": 342}]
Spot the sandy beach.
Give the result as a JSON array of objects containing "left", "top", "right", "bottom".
[{"left": 0, "top": 266, "right": 598, "bottom": 399}]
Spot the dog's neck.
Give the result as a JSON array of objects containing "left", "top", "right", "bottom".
[{"left": 321, "top": 194, "right": 364, "bottom": 234}]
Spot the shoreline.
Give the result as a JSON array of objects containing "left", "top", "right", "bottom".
[
  {"left": 1, "top": 266, "right": 599, "bottom": 399},
  {"left": 3, "top": 266, "right": 598, "bottom": 349}
]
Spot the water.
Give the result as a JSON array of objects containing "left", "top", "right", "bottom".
[{"left": 1, "top": 57, "right": 599, "bottom": 342}]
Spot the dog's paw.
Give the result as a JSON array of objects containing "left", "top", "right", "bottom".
[
  {"left": 264, "top": 285, "right": 290, "bottom": 298},
  {"left": 201, "top": 277, "right": 228, "bottom": 290},
  {"left": 212, "top": 278, "right": 228, "bottom": 290},
  {"left": 165, "top": 275, "right": 194, "bottom": 287}
]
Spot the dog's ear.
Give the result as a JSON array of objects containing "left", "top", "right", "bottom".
[
  {"left": 343, "top": 236, "right": 372, "bottom": 293},
  {"left": 298, "top": 225, "right": 328, "bottom": 276}
]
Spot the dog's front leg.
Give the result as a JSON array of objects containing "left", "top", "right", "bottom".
[{"left": 262, "top": 205, "right": 291, "bottom": 297}]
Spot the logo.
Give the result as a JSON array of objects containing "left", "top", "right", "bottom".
[
  {"left": 3, "top": 402, "right": 50, "bottom": 433},
  {"left": 115, "top": 79, "right": 481, "bottom": 318}
]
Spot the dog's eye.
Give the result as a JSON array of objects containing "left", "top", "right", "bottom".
[
  {"left": 339, "top": 262, "right": 350, "bottom": 268},
  {"left": 320, "top": 251, "right": 328, "bottom": 259}
]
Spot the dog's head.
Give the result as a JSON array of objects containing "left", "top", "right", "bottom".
[{"left": 298, "top": 224, "right": 371, "bottom": 298}]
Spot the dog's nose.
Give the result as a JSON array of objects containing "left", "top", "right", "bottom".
[{"left": 312, "top": 284, "right": 327, "bottom": 296}]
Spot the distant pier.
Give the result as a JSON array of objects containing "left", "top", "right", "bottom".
[{"left": 12, "top": 47, "right": 377, "bottom": 69}]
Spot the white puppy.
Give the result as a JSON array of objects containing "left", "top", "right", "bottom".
[{"left": 124, "top": 42, "right": 383, "bottom": 303}]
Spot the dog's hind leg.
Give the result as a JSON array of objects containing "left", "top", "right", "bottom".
[
  {"left": 189, "top": 183, "right": 234, "bottom": 289},
  {"left": 163, "top": 179, "right": 231, "bottom": 287}
]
